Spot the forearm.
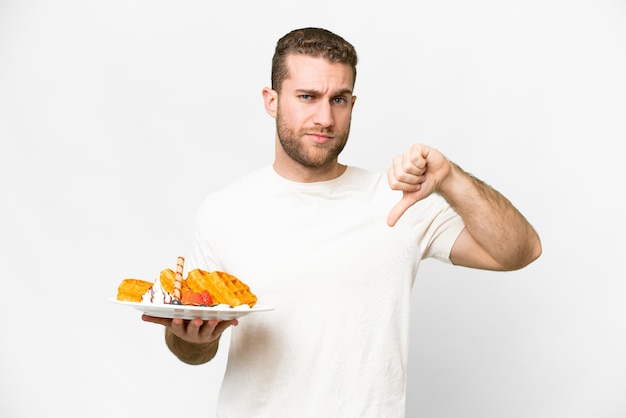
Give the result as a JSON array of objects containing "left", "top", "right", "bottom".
[
  {"left": 165, "top": 329, "right": 220, "bottom": 365},
  {"left": 440, "top": 162, "right": 542, "bottom": 270}
]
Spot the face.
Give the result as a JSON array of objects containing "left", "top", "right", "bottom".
[{"left": 264, "top": 54, "right": 357, "bottom": 175}]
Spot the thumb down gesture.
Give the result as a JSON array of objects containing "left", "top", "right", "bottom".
[{"left": 386, "top": 143, "right": 452, "bottom": 227}]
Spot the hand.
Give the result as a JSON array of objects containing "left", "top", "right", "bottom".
[
  {"left": 386, "top": 143, "right": 451, "bottom": 227},
  {"left": 142, "top": 315, "right": 238, "bottom": 345}
]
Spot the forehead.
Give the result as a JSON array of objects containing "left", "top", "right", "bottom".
[{"left": 283, "top": 54, "right": 355, "bottom": 92}]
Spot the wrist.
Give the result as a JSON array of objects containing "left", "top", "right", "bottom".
[{"left": 437, "top": 161, "right": 466, "bottom": 200}]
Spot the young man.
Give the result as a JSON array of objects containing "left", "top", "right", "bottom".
[{"left": 143, "top": 27, "right": 541, "bottom": 417}]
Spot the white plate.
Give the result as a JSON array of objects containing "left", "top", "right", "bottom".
[{"left": 110, "top": 298, "right": 274, "bottom": 320}]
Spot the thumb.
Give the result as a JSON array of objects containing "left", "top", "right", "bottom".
[{"left": 387, "top": 194, "right": 415, "bottom": 227}]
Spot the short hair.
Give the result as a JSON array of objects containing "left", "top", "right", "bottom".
[{"left": 271, "top": 27, "right": 358, "bottom": 92}]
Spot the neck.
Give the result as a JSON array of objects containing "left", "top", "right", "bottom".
[{"left": 273, "top": 157, "right": 347, "bottom": 183}]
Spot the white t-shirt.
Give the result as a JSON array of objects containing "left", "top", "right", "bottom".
[{"left": 188, "top": 166, "right": 465, "bottom": 418}]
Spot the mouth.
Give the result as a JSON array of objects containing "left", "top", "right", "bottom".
[{"left": 306, "top": 132, "right": 334, "bottom": 144}]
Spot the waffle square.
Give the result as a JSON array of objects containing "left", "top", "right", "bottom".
[
  {"left": 186, "top": 269, "right": 257, "bottom": 307},
  {"left": 117, "top": 278, "right": 153, "bottom": 302},
  {"left": 159, "top": 268, "right": 190, "bottom": 295}
]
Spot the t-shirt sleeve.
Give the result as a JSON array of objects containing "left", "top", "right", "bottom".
[{"left": 418, "top": 194, "right": 466, "bottom": 263}]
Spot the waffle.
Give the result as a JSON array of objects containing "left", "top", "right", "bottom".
[
  {"left": 117, "top": 278, "right": 153, "bottom": 302},
  {"left": 158, "top": 268, "right": 189, "bottom": 296},
  {"left": 186, "top": 268, "right": 257, "bottom": 307}
]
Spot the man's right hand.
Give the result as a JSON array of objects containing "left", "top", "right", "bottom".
[{"left": 143, "top": 315, "right": 239, "bottom": 345}]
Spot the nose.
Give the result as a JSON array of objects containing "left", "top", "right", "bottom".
[{"left": 312, "top": 100, "right": 334, "bottom": 128}]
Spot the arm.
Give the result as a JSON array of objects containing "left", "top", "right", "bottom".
[
  {"left": 143, "top": 315, "right": 238, "bottom": 365},
  {"left": 440, "top": 162, "right": 541, "bottom": 270},
  {"left": 387, "top": 144, "right": 541, "bottom": 271}
]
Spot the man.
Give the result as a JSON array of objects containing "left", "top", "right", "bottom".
[{"left": 143, "top": 27, "right": 541, "bottom": 417}]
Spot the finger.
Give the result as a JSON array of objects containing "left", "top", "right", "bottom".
[
  {"left": 212, "top": 319, "right": 239, "bottom": 337},
  {"left": 387, "top": 194, "right": 414, "bottom": 227},
  {"left": 388, "top": 164, "right": 424, "bottom": 191},
  {"left": 169, "top": 317, "right": 186, "bottom": 336},
  {"left": 405, "top": 145, "right": 430, "bottom": 172},
  {"left": 418, "top": 145, "right": 430, "bottom": 160},
  {"left": 400, "top": 153, "right": 425, "bottom": 176},
  {"left": 391, "top": 154, "right": 428, "bottom": 188},
  {"left": 186, "top": 318, "right": 204, "bottom": 338}
]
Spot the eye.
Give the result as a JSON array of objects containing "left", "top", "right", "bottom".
[
  {"left": 299, "top": 94, "right": 313, "bottom": 101},
  {"left": 332, "top": 97, "right": 348, "bottom": 105}
]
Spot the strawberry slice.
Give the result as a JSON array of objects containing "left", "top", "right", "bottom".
[
  {"left": 199, "top": 289, "right": 213, "bottom": 306},
  {"left": 181, "top": 289, "right": 213, "bottom": 306}
]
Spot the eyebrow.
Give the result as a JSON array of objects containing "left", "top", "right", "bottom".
[{"left": 295, "top": 88, "right": 353, "bottom": 97}]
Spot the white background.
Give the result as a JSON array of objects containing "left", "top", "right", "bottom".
[{"left": 1, "top": 0, "right": 625, "bottom": 417}]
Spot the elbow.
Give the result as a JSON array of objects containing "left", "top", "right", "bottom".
[
  {"left": 506, "top": 235, "right": 543, "bottom": 271},
  {"left": 531, "top": 238, "right": 543, "bottom": 263},
  {"left": 527, "top": 239, "right": 543, "bottom": 266}
]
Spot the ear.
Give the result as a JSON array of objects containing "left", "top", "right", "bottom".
[{"left": 262, "top": 87, "right": 278, "bottom": 118}]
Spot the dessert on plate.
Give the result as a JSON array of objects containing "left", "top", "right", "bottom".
[{"left": 116, "top": 256, "right": 257, "bottom": 308}]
